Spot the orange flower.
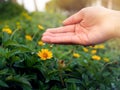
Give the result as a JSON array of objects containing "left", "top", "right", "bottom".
[{"left": 37, "top": 49, "right": 53, "bottom": 60}]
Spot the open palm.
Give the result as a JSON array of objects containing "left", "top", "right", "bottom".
[{"left": 42, "top": 6, "right": 119, "bottom": 45}]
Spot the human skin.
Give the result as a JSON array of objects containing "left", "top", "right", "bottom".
[{"left": 42, "top": 6, "right": 120, "bottom": 46}]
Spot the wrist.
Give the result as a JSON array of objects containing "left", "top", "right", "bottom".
[{"left": 113, "top": 10, "right": 120, "bottom": 38}]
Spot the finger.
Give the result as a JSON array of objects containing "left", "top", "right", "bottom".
[
  {"left": 63, "top": 10, "right": 83, "bottom": 25},
  {"left": 42, "top": 36, "right": 73, "bottom": 44},
  {"left": 45, "top": 25, "right": 75, "bottom": 33},
  {"left": 42, "top": 35, "right": 81, "bottom": 44},
  {"left": 43, "top": 32, "right": 75, "bottom": 37}
]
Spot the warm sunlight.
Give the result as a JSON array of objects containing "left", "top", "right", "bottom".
[{"left": 17, "top": 0, "right": 50, "bottom": 12}]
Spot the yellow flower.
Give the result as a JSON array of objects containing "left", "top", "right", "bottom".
[
  {"left": 99, "top": 44, "right": 105, "bottom": 49},
  {"left": 83, "top": 47, "right": 88, "bottom": 52},
  {"left": 21, "top": 12, "right": 32, "bottom": 21},
  {"left": 38, "top": 25, "right": 44, "bottom": 30},
  {"left": 25, "top": 35, "right": 32, "bottom": 41},
  {"left": 73, "top": 53, "right": 80, "bottom": 58},
  {"left": 93, "top": 45, "right": 99, "bottom": 49},
  {"left": 16, "top": 22, "right": 22, "bottom": 29},
  {"left": 38, "top": 41, "right": 45, "bottom": 46},
  {"left": 103, "top": 58, "right": 110, "bottom": 62},
  {"left": 92, "top": 55, "right": 101, "bottom": 61},
  {"left": 94, "top": 44, "right": 105, "bottom": 49},
  {"left": 26, "top": 16, "right": 32, "bottom": 21},
  {"left": 91, "top": 50, "right": 97, "bottom": 54},
  {"left": 37, "top": 49, "right": 53, "bottom": 60},
  {"left": 2, "top": 27, "right": 12, "bottom": 34},
  {"left": 16, "top": 22, "right": 20, "bottom": 25},
  {"left": 89, "top": 46, "right": 93, "bottom": 48}
]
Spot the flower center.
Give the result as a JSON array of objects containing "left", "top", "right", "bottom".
[{"left": 43, "top": 53, "right": 48, "bottom": 58}]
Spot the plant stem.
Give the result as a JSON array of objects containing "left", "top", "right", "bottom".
[
  {"left": 58, "top": 65, "right": 65, "bottom": 87},
  {"left": 10, "top": 28, "right": 19, "bottom": 39}
]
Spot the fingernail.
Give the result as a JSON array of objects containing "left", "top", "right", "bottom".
[
  {"left": 41, "top": 36, "right": 50, "bottom": 42},
  {"left": 63, "top": 20, "right": 69, "bottom": 26},
  {"left": 42, "top": 32, "right": 48, "bottom": 36},
  {"left": 62, "top": 20, "right": 66, "bottom": 25}
]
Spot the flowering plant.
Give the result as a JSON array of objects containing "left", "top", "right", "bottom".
[{"left": 0, "top": 12, "right": 119, "bottom": 90}]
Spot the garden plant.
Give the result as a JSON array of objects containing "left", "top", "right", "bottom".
[{"left": 0, "top": 3, "right": 120, "bottom": 90}]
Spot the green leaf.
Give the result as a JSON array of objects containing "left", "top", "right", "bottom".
[
  {"left": 0, "top": 47, "right": 9, "bottom": 57},
  {"left": 0, "top": 69, "right": 8, "bottom": 75},
  {"left": 102, "top": 72, "right": 110, "bottom": 77},
  {"left": 50, "top": 85, "right": 60, "bottom": 90},
  {"left": 2, "top": 32, "right": 10, "bottom": 43},
  {"left": 59, "top": 50, "right": 72, "bottom": 59},
  {"left": 100, "top": 84, "right": 106, "bottom": 90},
  {"left": 6, "top": 75, "right": 32, "bottom": 89},
  {"left": 0, "top": 58, "right": 6, "bottom": 68},
  {"left": 48, "top": 70, "right": 59, "bottom": 75},
  {"left": 3, "top": 40, "right": 18, "bottom": 47},
  {"left": 67, "top": 83, "right": 77, "bottom": 90},
  {"left": 65, "top": 78, "right": 80, "bottom": 83},
  {"left": 0, "top": 80, "right": 8, "bottom": 87},
  {"left": 6, "top": 46, "right": 32, "bottom": 58}
]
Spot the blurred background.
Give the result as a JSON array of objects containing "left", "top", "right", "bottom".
[
  {"left": 1, "top": 0, "right": 120, "bottom": 18},
  {"left": 0, "top": 0, "right": 120, "bottom": 59},
  {"left": 1, "top": 0, "right": 120, "bottom": 13},
  {"left": 0, "top": 1, "right": 120, "bottom": 89}
]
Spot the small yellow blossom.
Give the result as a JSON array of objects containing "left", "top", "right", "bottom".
[
  {"left": 83, "top": 47, "right": 89, "bottom": 52},
  {"left": 99, "top": 44, "right": 105, "bottom": 49},
  {"left": 37, "top": 49, "right": 53, "bottom": 60},
  {"left": 16, "top": 22, "right": 20, "bottom": 25},
  {"left": 91, "top": 50, "right": 97, "bottom": 54},
  {"left": 89, "top": 46, "right": 94, "bottom": 48},
  {"left": 38, "top": 41, "right": 45, "bottom": 46},
  {"left": 2, "top": 27, "right": 12, "bottom": 34},
  {"left": 92, "top": 55, "right": 101, "bottom": 61},
  {"left": 103, "top": 58, "right": 110, "bottom": 62},
  {"left": 94, "top": 44, "right": 105, "bottom": 49},
  {"left": 93, "top": 45, "right": 99, "bottom": 49},
  {"left": 73, "top": 53, "right": 80, "bottom": 58},
  {"left": 21, "top": 12, "right": 32, "bottom": 21},
  {"left": 25, "top": 35, "right": 32, "bottom": 41},
  {"left": 16, "top": 22, "right": 21, "bottom": 29},
  {"left": 26, "top": 16, "right": 32, "bottom": 21},
  {"left": 58, "top": 60, "right": 66, "bottom": 68},
  {"left": 38, "top": 25, "right": 44, "bottom": 30}
]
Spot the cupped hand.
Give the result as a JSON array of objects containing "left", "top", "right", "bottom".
[{"left": 42, "top": 6, "right": 120, "bottom": 45}]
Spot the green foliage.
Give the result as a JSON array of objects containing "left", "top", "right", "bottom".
[
  {"left": 0, "top": 11, "right": 120, "bottom": 90},
  {"left": 0, "top": 1, "right": 26, "bottom": 21},
  {"left": 104, "top": 39, "right": 120, "bottom": 60}
]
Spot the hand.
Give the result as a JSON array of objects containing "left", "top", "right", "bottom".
[{"left": 42, "top": 6, "right": 120, "bottom": 45}]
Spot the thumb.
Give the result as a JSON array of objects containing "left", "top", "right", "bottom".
[{"left": 63, "top": 10, "right": 83, "bottom": 25}]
